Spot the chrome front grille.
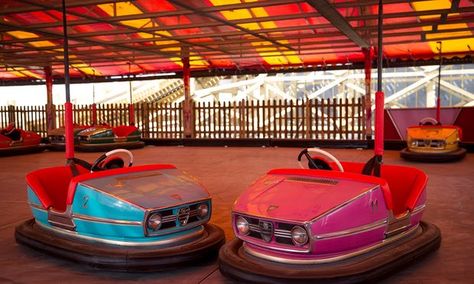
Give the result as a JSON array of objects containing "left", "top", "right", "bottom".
[
  {"left": 145, "top": 201, "right": 209, "bottom": 236},
  {"left": 239, "top": 215, "right": 307, "bottom": 248},
  {"left": 49, "top": 135, "right": 65, "bottom": 143},
  {"left": 413, "top": 139, "right": 445, "bottom": 148}
]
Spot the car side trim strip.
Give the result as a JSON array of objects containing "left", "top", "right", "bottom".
[
  {"left": 72, "top": 213, "right": 142, "bottom": 226},
  {"left": 314, "top": 218, "right": 388, "bottom": 240}
]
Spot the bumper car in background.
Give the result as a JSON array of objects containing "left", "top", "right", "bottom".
[
  {"left": 47, "top": 124, "right": 88, "bottom": 151},
  {"left": 0, "top": 123, "right": 44, "bottom": 156},
  {"left": 48, "top": 124, "right": 145, "bottom": 152},
  {"left": 400, "top": 117, "right": 466, "bottom": 162},
  {"left": 75, "top": 124, "right": 144, "bottom": 152}
]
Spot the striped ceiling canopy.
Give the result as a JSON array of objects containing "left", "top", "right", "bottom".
[{"left": 1, "top": 0, "right": 473, "bottom": 83}]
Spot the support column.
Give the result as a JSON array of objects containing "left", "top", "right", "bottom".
[
  {"left": 91, "top": 103, "right": 97, "bottom": 125},
  {"left": 182, "top": 47, "right": 194, "bottom": 138},
  {"left": 374, "top": 0, "right": 384, "bottom": 165},
  {"left": 62, "top": 0, "right": 74, "bottom": 160},
  {"left": 91, "top": 80, "right": 97, "bottom": 125},
  {"left": 128, "top": 63, "right": 135, "bottom": 126},
  {"left": 363, "top": 47, "right": 374, "bottom": 140},
  {"left": 44, "top": 66, "right": 56, "bottom": 131}
]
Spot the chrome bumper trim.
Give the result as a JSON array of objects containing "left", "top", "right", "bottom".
[{"left": 244, "top": 224, "right": 419, "bottom": 264}]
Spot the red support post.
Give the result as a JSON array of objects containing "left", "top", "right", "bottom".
[
  {"left": 182, "top": 47, "right": 194, "bottom": 138},
  {"left": 363, "top": 47, "right": 374, "bottom": 140},
  {"left": 44, "top": 66, "right": 56, "bottom": 131},
  {"left": 64, "top": 102, "right": 74, "bottom": 160},
  {"left": 129, "top": 103, "right": 135, "bottom": 125},
  {"left": 374, "top": 91, "right": 384, "bottom": 156}
]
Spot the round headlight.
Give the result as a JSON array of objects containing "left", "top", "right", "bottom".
[
  {"left": 197, "top": 203, "right": 209, "bottom": 218},
  {"left": 236, "top": 216, "right": 249, "bottom": 235},
  {"left": 148, "top": 213, "right": 162, "bottom": 231},
  {"left": 291, "top": 226, "right": 308, "bottom": 246}
]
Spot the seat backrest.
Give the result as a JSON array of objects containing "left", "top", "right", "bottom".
[
  {"left": 26, "top": 165, "right": 88, "bottom": 212},
  {"left": 112, "top": 125, "right": 138, "bottom": 137},
  {"left": 379, "top": 164, "right": 427, "bottom": 216},
  {"left": 334, "top": 162, "right": 427, "bottom": 216}
]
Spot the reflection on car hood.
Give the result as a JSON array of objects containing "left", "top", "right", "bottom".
[
  {"left": 48, "top": 125, "right": 88, "bottom": 136},
  {"left": 79, "top": 168, "right": 209, "bottom": 209},
  {"left": 234, "top": 171, "right": 378, "bottom": 222},
  {"left": 77, "top": 126, "right": 112, "bottom": 136}
]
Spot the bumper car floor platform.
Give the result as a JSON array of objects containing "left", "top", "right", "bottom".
[
  {"left": 1, "top": 147, "right": 473, "bottom": 283},
  {"left": 219, "top": 222, "right": 441, "bottom": 283},
  {"left": 15, "top": 219, "right": 225, "bottom": 272},
  {"left": 400, "top": 148, "right": 467, "bottom": 162}
]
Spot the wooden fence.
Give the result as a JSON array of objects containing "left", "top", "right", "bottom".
[{"left": 0, "top": 96, "right": 366, "bottom": 140}]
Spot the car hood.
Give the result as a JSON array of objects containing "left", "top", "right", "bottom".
[
  {"left": 48, "top": 125, "right": 88, "bottom": 136},
  {"left": 407, "top": 125, "right": 458, "bottom": 140},
  {"left": 233, "top": 169, "right": 379, "bottom": 222},
  {"left": 78, "top": 167, "right": 209, "bottom": 209}
]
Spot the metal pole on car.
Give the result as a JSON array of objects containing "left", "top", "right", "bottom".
[
  {"left": 436, "top": 41, "right": 442, "bottom": 123},
  {"left": 374, "top": 0, "right": 384, "bottom": 161},
  {"left": 363, "top": 0, "right": 384, "bottom": 177},
  {"left": 91, "top": 70, "right": 97, "bottom": 125},
  {"left": 128, "top": 62, "right": 135, "bottom": 125},
  {"left": 62, "top": 0, "right": 74, "bottom": 161}
]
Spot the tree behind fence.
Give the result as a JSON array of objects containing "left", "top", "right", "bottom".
[{"left": 0, "top": 96, "right": 366, "bottom": 140}]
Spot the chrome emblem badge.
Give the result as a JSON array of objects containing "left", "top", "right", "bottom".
[
  {"left": 178, "top": 207, "right": 190, "bottom": 226},
  {"left": 259, "top": 220, "right": 273, "bottom": 242}
]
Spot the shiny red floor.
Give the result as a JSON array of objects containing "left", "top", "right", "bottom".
[{"left": 1, "top": 146, "right": 472, "bottom": 283}]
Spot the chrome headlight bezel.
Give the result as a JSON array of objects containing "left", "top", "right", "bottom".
[
  {"left": 236, "top": 216, "right": 250, "bottom": 235},
  {"left": 147, "top": 213, "right": 162, "bottom": 231},
  {"left": 291, "top": 226, "right": 309, "bottom": 246},
  {"left": 197, "top": 203, "right": 209, "bottom": 218}
]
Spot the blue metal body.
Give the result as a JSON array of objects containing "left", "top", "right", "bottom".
[{"left": 26, "top": 166, "right": 212, "bottom": 244}]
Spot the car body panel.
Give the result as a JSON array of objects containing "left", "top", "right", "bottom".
[
  {"left": 232, "top": 162, "right": 427, "bottom": 262},
  {"left": 77, "top": 125, "right": 141, "bottom": 145},
  {"left": 26, "top": 165, "right": 212, "bottom": 244},
  {"left": 79, "top": 168, "right": 209, "bottom": 209},
  {"left": 406, "top": 125, "right": 461, "bottom": 153},
  {"left": 47, "top": 125, "right": 88, "bottom": 144},
  {"left": 0, "top": 129, "right": 41, "bottom": 149},
  {"left": 234, "top": 172, "right": 380, "bottom": 222}
]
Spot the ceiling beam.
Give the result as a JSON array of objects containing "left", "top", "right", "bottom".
[{"left": 305, "top": 0, "right": 369, "bottom": 48}]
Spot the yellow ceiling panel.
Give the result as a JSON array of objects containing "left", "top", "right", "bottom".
[
  {"left": 412, "top": 0, "right": 474, "bottom": 54},
  {"left": 30, "top": 41, "right": 56, "bottom": 48},
  {"left": 121, "top": 19, "right": 153, "bottom": 29},
  {"left": 71, "top": 64, "right": 100, "bottom": 76},
  {"left": 7, "top": 31, "right": 38, "bottom": 39},
  {"left": 98, "top": 1, "right": 207, "bottom": 67},
  {"left": 97, "top": 1, "right": 143, "bottom": 16},
  {"left": 209, "top": 0, "right": 302, "bottom": 65}
]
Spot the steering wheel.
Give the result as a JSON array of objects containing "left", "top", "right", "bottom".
[
  {"left": 90, "top": 149, "right": 134, "bottom": 172},
  {"left": 297, "top": 148, "right": 344, "bottom": 172},
  {"left": 419, "top": 117, "right": 440, "bottom": 126}
]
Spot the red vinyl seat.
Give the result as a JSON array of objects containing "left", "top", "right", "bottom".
[
  {"left": 340, "top": 162, "right": 427, "bottom": 216},
  {"left": 26, "top": 166, "right": 88, "bottom": 212},
  {"left": 112, "top": 125, "right": 138, "bottom": 137}
]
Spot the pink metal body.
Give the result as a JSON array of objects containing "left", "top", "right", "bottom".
[{"left": 232, "top": 162, "right": 427, "bottom": 261}]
